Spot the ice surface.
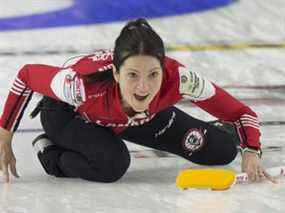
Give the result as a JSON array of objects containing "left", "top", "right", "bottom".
[{"left": 0, "top": 0, "right": 285, "bottom": 212}]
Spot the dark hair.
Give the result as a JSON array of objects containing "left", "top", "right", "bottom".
[
  {"left": 86, "top": 18, "right": 165, "bottom": 84},
  {"left": 113, "top": 18, "right": 165, "bottom": 70}
]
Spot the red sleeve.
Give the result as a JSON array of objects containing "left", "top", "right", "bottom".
[
  {"left": 193, "top": 84, "right": 261, "bottom": 150},
  {"left": 0, "top": 64, "right": 61, "bottom": 132},
  {"left": 0, "top": 50, "right": 113, "bottom": 132},
  {"left": 163, "top": 57, "right": 261, "bottom": 150}
]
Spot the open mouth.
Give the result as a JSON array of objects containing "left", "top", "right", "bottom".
[{"left": 134, "top": 94, "right": 149, "bottom": 101}]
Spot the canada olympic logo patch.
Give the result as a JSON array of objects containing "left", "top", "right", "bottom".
[{"left": 182, "top": 128, "right": 205, "bottom": 155}]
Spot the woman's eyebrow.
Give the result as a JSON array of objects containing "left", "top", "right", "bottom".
[{"left": 126, "top": 67, "right": 161, "bottom": 72}]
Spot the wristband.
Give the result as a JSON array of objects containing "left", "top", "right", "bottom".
[{"left": 241, "top": 147, "right": 262, "bottom": 158}]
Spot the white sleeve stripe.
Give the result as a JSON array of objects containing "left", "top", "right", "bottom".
[
  {"left": 241, "top": 114, "right": 258, "bottom": 120},
  {"left": 240, "top": 124, "right": 260, "bottom": 129},
  {"left": 240, "top": 122, "right": 260, "bottom": 128},
  {"left": 240, "top": 118, "right": 260, "bottom": 125},
  {"left": 15, "top": 77, "right": 26, "bottom": 86},
  {"left": 240, "top": 121, "right": 260, "bottom": 128},
  {"left": 10, "top": 88, "right": 30, "bottom": 96},
  {"left": 240, "top": 116, "right": 258, "bottom": 121},
  {"left": 11, "top": 84, "right": 31, "bottom": 93},
  {"left": 14, "top": 80, "right": 26, "bottom": 89},
  {"left": 12, "top": 85, "right": 27, "bottom": 93},
  {"left": 10, "top": 91, "right": 29, "bottom": 96},
  {"left": 235, "top": 122, "right": 260, "bottom": 129},
  {"left": 10, "top": 91, "right": 32, "bottom": 130},
  {"left": 235, "top": 120, "right": 259, "bottom": 126}
]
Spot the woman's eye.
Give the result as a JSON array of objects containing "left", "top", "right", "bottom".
[
  {"left": 128, "top": 72, "right": 138, "bottom": 78},
  {"left": 150, "top": 72, "right": 159, "bottom": 78}
]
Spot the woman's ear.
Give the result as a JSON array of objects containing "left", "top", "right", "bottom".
[{"left": 112, "top": 64, "right": 120, "bottom": 83}]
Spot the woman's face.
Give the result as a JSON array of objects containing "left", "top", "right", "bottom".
[{"left": 113, "top": 55, "right": 163, "bottom": 113}]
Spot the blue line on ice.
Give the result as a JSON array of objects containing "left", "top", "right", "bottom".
[{"left": 0, "top": 0, "right": 236, "bottom": 31}]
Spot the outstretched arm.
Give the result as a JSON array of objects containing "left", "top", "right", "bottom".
[
  {"left": 0, "top": 64, "right": 86, "bottom": 132},
  {"left": 178, "top": 66, "right": 260, "bottom": 149},
  {"left": 0, "top": 64, "right": 61, "bottom": 132},
  {"left": 178, "top": 66, "right": 274, "bottom": 182},
  {"left": 0, "top": 64, "right": 86, "bottom": 182},
  {"left": 0, "top": 64, "right": 61, "bottom": 182}
]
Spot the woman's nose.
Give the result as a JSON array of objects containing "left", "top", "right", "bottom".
[{"left": 137, "top": 78, "right": 149, "bottom": 93}]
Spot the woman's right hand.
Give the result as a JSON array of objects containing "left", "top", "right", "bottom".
[{"left": 0, "top": 127, "right": 19, "bottom": 183}]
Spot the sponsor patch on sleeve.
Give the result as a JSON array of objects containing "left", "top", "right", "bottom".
[
  {"left": 178, "top": 67, "right": 215, "bottom": 101},
  {"left": 51, "top": 68, "right": 86, "bottom": 106}
]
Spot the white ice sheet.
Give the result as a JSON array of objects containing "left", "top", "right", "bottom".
[{"left": 0, "top": 0, "right": 285, "bottom": 212}]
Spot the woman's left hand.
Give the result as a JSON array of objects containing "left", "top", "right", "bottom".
[{"left": 241, "top": 151, "right": 277, "bottom": 183}]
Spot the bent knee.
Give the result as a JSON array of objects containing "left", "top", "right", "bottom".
[
  {"left": 189, "top": 142, "right": 238, "bottom": 166},
  {"left": 90, "top": 157, "right": 131, "bottom": 183},
  {"left": 86, "top": 150, "right": 131, "bottom": 183},
  {"left": 59, "top": 149, "right": 131, "bottom": 183},
  {"left": 215, "top": 145, "right": 238, "bottom": 165}
]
